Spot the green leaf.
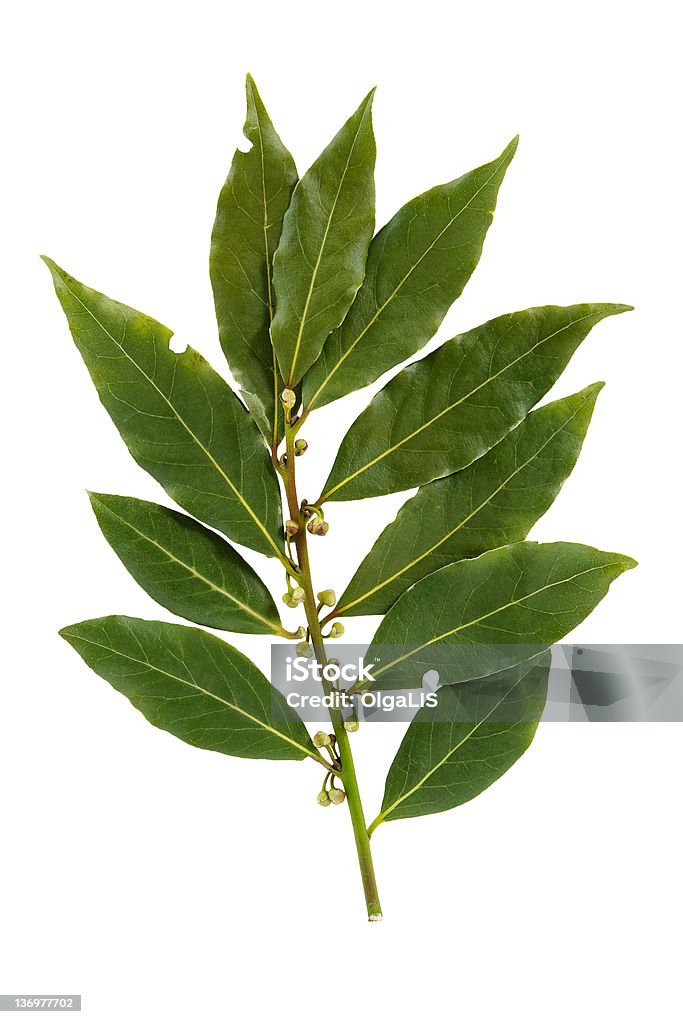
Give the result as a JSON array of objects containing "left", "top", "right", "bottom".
[
  {"left": 44, "top": 258, "right": 284, "bottom": 559},
  {"left": 302, "top": 138, "right": 517, "bottom": 413},
  {"left": 336, "top": 383, "right": 603, "bottom": 617},
  {"left": 321, "top": 303, "right": 631, "bottom": 503},
  {"left": 370, "top": 655, "right": 552, "bottom": 831},
  {"left": 371, "top": 653, "right": 550, "bottom": 828},
  {"left": 210, "top": 75, "right": 298, "bottom": 449},
  {"left": 89, "top": 493, "right": 285, "bottom": 636},
  {"left": 365, "top": 541, "right": 636, "bottom": 691},
  {"left": 271, "top": 90, "right": 376, "bottom": 386},
  {"left": 60, "top": 616, "right": 318, "bottom": 761}
]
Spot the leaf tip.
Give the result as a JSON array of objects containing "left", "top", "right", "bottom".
[
  {"left": 488, "top": 135, "right": 519, "bottom": 177},
  {"left": 243, "top": 74, "right": 271, "bottom": 139},
  {"left": 244, "top": 72, "right": 260, "bottom": 104},
  {"left": 361, "top": 85, "right": 377, "bottom": 111},
  {"left": 596, "top": 302, "right": 634, "bottom": 317},
  {"left": 608, "top": 551, "right": 638, "bottom": 577},
  {"left": 41, "top": 255, "right": 70, "bottom": 290},
  {"left": 86, "top": 489, "right": 104, "bottom": 508},
  {"left": 592, "top": 303, "right": 634, "bottom": 327},
  {"left": 40, "top": 254, "right": 58, "bottom": 275}
]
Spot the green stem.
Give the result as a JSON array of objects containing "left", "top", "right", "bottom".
[
  {"left": 283, "top": 423, "right": 383, "bottom": 922},
  {"left": 332, "top": 721, "right": 383, "bottom": 920},
  {"left": 367, "top": 812, "right": 383, "bottom": 838}
]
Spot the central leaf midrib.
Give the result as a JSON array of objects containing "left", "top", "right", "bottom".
[
  {"left": 287, "top": 106, "right": 369, "bottom": 384},
  {"left": 322, "top": 312, "right": 598, "bottom": 501},
  {"left": 56, "top": 269, "right": 282, "bottom": 558},
  {"left": 337, "top": 394, "right": 591, "bottom": 614},
  {"left": 371, "top": 560, "right": 620, "bottom": 680},
  {"left": 306, "top": 152, "right": 509, "bottom": 412},
  {"left": 252, "top": 100, "right": 281, "bottom": 452},
  {"left": 63, "top": 629, "right": 313, "bottom": 759},
  {"left": 373, "top": 674, "right": 526, "bottom": 828},
  {"left": 97, "top": 501, "right": 281, "bottom": 633}
]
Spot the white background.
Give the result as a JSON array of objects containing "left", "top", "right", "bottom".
[{"left": 2, "top": 1, "right": 681, "bottom": 1021}]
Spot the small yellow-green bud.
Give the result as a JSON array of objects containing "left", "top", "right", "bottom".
[
  {"left": 329, "top": 788, "right": 346, "bottom": 805},
  {"left": 344, "top": 718, "right": 359, "bottom": 733},
  {"left": 296, "top": 641, "right": 313, "bottom": 657},
  {"left": 290, "top": 586, "right": 306, "bottom": 605},
  {"left": 307, "top": 519, "right": 329, "bottom": 536},
  {"left": 313, "top": 731, "right": 329, "bottom": 748},
  {"left": 294, "top": 438, "right": 308, "bottom": 455},
  {"left": 317, "top": 589, "right": 336, "bottom": 607},
  {"left": 284, "top": 519, "right": 299, "bottom": 536},
  {"left": 280, "top": 388, "right": 296, "bottom": 410},
  {"left": 293, "top": 626, "right": 306, "bottom": 640},
  {"left": 317, "top": 790, "right": 331, "bottom": 806},
  {"left": 282, "top": 593, "right": 297, "bottom": 608},
  {"left": 329, "top": 622, "right": 345, "bottom": 638}
]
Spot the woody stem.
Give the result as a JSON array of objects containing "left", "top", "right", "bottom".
[{"left": 282, "top": 419, "right": 382, "bottom": 922}]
